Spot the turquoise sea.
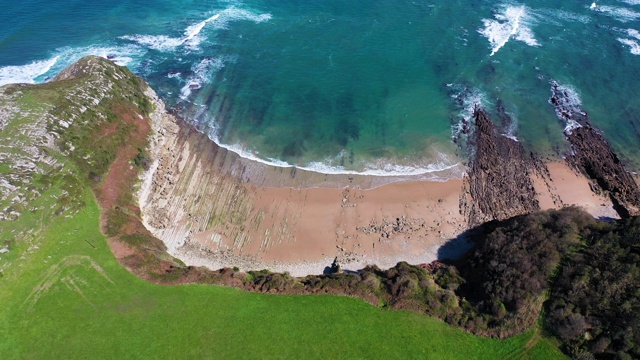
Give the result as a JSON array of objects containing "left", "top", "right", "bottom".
[{"left": 2, "top": 0, "right": 640, "bottom": 175}]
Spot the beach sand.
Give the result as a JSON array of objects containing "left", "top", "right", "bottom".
[
  {"left": 138, "top": 100, "right": 620, "bottom": 276},
  {"left": 532, "top": 161, "right": 619, "bottom": 220}
]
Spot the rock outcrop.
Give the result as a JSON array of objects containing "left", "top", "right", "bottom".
[
  {"left": 550, "top": 81, "right": 640, "bottom": 217},
  {"left": 460, "top": 108, "right": 541, "bottom": 226}
]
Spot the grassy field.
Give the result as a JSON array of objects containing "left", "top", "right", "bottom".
[
  {"left": 0, "top": 189, "right": 566, "bottom": 359},
  {"left": 0, "top": 57, "right": 567, "bottom": 359}
]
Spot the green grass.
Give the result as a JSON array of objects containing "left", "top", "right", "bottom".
[{"left": 0, "top": 187, "right": 565, "bottom": 359}]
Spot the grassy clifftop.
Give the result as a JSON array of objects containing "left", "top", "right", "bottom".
[{"left": 0, "top": 57, "right": 565, "bottom": 359}]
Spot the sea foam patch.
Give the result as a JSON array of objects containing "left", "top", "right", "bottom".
[
  {"left": 211, "top": 6, "right": 272, "bottom": 30},
  {"left": 120, "top": 34, "right": 185, "bottom": 52},
  {"left": 120, "top": 13, "right": 220, "bottom": 52},
  {"left": 0, "top": 57, "right": 59, "bottom": 87},
  {"left": 121, "top": 6, "right": 271, "bottom": 52},
  {"left": 179, "top": 57, "right": 226, "bottom": 99},
  {"left": 617, "top": 37, "right": 640, "bottom": 54},
  {"left": 593, "top": 5, "right": 640, "bottom": 22},
  {"left": 479, "top": 5, "right": 540, "bottom": 56},
  {"left": 0, "top": 44, "right": 146, "bottom": 87},
  {"left": 616, "top": 28, "right": 640, "bottom": 55},
  {"left": 549, "top": 81, "right": 585, "bottom": 134},
  {"left": 618, "top": 0, "right": 640, "bottom": 6},
  {"left": 449, "top": 84, "right": 489, "bottom": 142},
  {"left": 45, "top": 44, "right": 147, "bottom": 79}
]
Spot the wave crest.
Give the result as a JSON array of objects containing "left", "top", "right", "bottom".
[
  {"left": 120, "top": 6, "right": 272, "bottom": 52},
  {"left": 479, "top": 5, "right": 540, "bottom": 56}
]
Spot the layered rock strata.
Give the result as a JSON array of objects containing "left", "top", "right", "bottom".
[
  {"left": 550, "top": 81, "right": 640, "bottom": 217},
  {"left": 460, "top": 108, "right": 542, "bottom": 226},
  {"left": 138, "top": 109, "right": 467, "bottom": 276}
]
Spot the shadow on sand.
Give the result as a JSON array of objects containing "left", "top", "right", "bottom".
[{"left": 437, "top": 229, "right": 479, "bottom": 262}]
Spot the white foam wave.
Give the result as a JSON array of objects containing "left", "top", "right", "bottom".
[
  {"left": 618, "top": 37, "right": 640, "bottom": 54},
  {"left": 564, "top": 119, "right": 583, "bottom": 134},
  {"left": 626, "top": 28, "right": 640, "bottom": 40},
  {"left": 593, "top": 5, "right": 640, "bottom": 22},
  {"left": 502, "top": 111, "right": 519, "bottom": 141},
  {"left": 120, "top": 12, "right": 220, "bottom": 51},
  {"left": 184, "top": 14, "right": 220, "bottom": 42},
  {"left": 121, "top": 6, "right": 271, "bottom": 52},
  {"left": 44, "top": 44, "right": 147, "bottom": 79},
  {"left": 0, "top": 44, "right": 146, "bottom": 87},
  {"left": 450, "top": 86, "right": 488, "bottom": 141},
  {"left": 213, "top": 139, "right": 462, "bottom": 177},
  {"left": 179, "top": 57, "right": 226, "bottom": 99},
  {"left": 211, "top": 6, "right": 272, "bottom": 30},
  {"left": 479, "top": 5, "right": 540, "bottom": 56},
  {"left": 549, "top": 82, "right": 585, "bottom": 134},
  {"left": 0, "top": 57, "right": 59, "bottom": 87},
  {"left": 120, "top": 34, "right": 184, "bottom": 52},
  {"left": 74, "top": 45, "right": 145, "bottom": 66}
]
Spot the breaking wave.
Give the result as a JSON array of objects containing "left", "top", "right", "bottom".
[
  {"left": 448, "top": 84, "right": 489, "bottom": 141},
  {"left": 617, "top": 28, "right": 640, "bottom": 55},
  {"left": 0, "top": 44, "right": 146, "bottom": 87},
  {"left": 0, "top": 57, "right": 59, "bottom": 87},
  {"left": 120, "top": 6, "right": 271, "bottom": 52},
  {"left": 479, "top": 5, "right": 540, "bottom": 56},
  {"left": 549, "top": 81, "right": 585, "bottom": 134},
  {"left": 199, "top": 128, "right": 462, "bottom": 178}
]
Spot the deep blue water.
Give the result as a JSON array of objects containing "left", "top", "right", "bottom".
[{"left": 2, "top": 0, "right": 640, "bottom": 175}]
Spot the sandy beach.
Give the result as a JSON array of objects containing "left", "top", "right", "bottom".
[{"left": 138, "top": 98, "right": 621, "bottom": 276}]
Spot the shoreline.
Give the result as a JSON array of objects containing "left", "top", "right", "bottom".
[
  {"left": 138, "top": 92, "right": 624, "bottom": 277},
  {"left": 169, "top": 111, "right": 467, "bottom": 191}
]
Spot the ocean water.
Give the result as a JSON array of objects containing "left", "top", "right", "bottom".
[{"left": 2, "top": 0, "right": 640, "bottom": 175}]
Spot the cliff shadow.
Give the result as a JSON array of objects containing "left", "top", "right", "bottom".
[{"left": 437, "top": 232, "right": 477, "bottom": 262}]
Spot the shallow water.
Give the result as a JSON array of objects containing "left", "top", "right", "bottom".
[{"left": 2, "top": 0, "right": 640, "bottom": 174}]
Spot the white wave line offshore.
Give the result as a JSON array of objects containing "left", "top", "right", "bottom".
[
  {"left": 181, "top": 14, "right": 221, "bottom": 44},
  {"left": 479, "top": 5, "right": 540, "bottom": 56},
  {"left": 492, "top": 6, "right": 524, "bottom": 56},
  {"left": 120, "top": 13, "right": 222, "bottom": 51}
]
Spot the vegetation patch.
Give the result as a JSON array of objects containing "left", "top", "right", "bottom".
[{"left": 546, "top": 217, "right": 640, "bottom": 359}]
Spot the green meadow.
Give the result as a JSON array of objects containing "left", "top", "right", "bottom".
[{"left": 0, "top": 188, "right": 565, "bottom": 359}]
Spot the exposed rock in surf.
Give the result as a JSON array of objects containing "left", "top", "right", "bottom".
[
  {"left": 549, "top": 81, "right": 640, "bottom": 217},
  {"left": 460, "top": 108, "right": 541, "bottom": 226}
]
